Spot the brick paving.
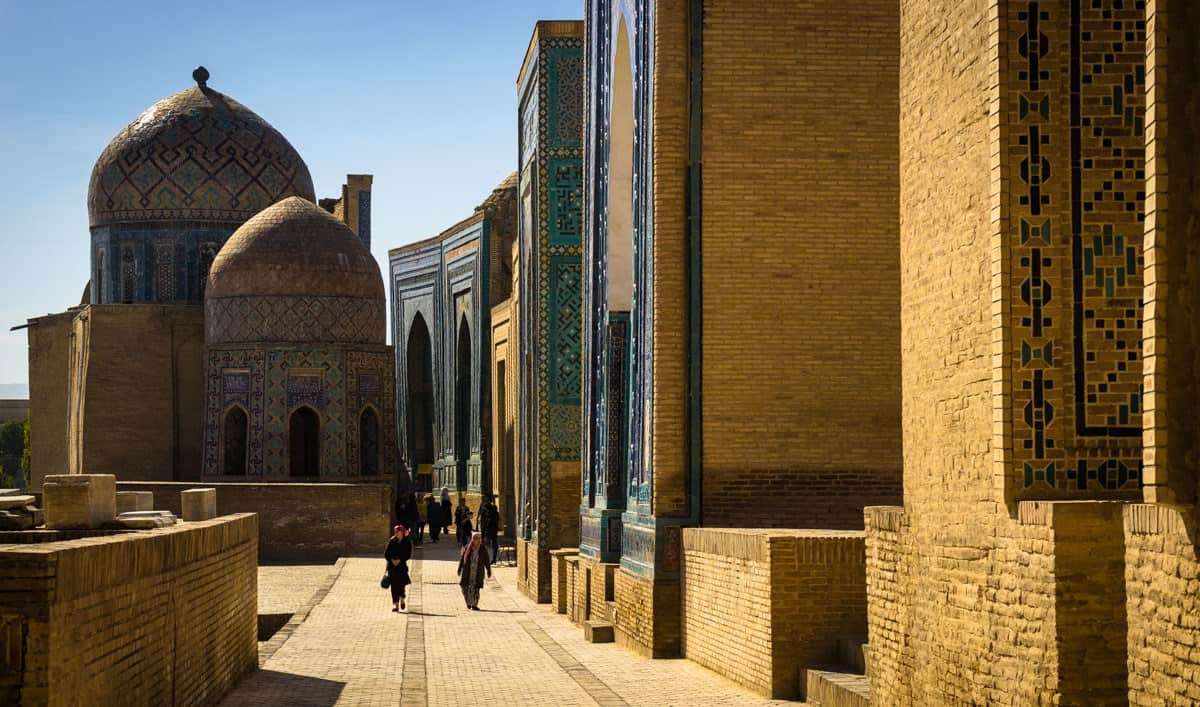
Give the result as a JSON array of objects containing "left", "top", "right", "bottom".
[
  {"left": 257, "top": 563, "right": 339, "bottom": 616},
  {"left": 222, "top": 540, "right": 798, "bottom": 706}
]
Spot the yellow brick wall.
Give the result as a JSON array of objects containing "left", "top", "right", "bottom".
[
  {"left": 71, "top": 305, "right": 205, "bottom": 483},
  {"left": 614, "top": 568, "right": 680, "bottom": 658},
  {"left": 0, "top": 514, "right": 258, "bottom": 706},
  {"left": 517, "top": 538, "right": 550, "bottom": 602},
  {"left": 118, "top": 481, "right": 391, "bottom": 563},
  {"left": 490, "top": 300, "right": 517, "bottom": 534},
  {"left": 649, "top": 0, "right": 690, "bottom": 519},
  {"left": 867, "top": 0, "right": 1060, "bottom": 702},
  {"left": 698, "top": 0, "right": 901, "bottom": 526},
  {"left": 682, "top": 529, "right": 867, "bottom": 700},
  {"left": 1125, "top": 504, "right": 1200, "bottom": 705},
  {"left": 27, "top": 311, "right": 73, "bottom": 491}
]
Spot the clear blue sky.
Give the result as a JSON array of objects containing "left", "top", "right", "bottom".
[{"left": 0, "top": 0, "right": 582, "bottom": 391}]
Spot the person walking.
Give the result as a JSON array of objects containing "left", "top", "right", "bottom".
[
  {"left": 403, "top": 492, "right": 423, "bottom": 546},
  {"left": 454, "top": 496, "right": 469, "bottom": 530},
  {"left": 385, "top": 524, "right": 413, "bottom": 612},
  {"left": 457, "top": 509, "right": 474, "bottom": 547},
  {"left": 440, "top": 487, "right": 453, "bottom": 534},
  {"left": 425, "top": 495, "right": 441, "bottom": 543},
  {"left": 477, "top": 494, "right": 500, "bottom": 562},
  {"left": 457, "top": 531, "right": 491, "bottom": 610}
]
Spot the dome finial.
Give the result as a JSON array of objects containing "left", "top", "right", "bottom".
[{"left": 192, "top": 66, "right": 209, "bottom": 88}]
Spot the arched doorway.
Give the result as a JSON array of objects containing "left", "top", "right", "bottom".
[
  {"left": 222, "top": 406, "right": 248, "bottom": 476},
  {"left": 360, "top": 407, "right": 380, "bottom": 475},
  {"left": 407, "top": 314, "right": 435, "bottom": 492},
  {"left": 455, "top": 315, "right": 472, "bottom": 489},
  {"left": 607, "top": 14, "right": 635, "bottom": 313},
  {"left": 289, "top": 406, "right": 320, "bottom": 477}
]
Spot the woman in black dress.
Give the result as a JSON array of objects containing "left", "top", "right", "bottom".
[{"left": 385, "top": 524, "right": 413, "bottom": 612}]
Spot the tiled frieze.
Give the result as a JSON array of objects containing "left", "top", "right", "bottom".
[{"left": 1007, "top": 0, "right": 1145, "bottom": 496}]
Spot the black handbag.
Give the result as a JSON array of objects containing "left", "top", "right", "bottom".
[{"left": 380, "top": 570, "right": 392, "bottom": 589}]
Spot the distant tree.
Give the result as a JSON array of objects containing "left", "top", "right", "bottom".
[
  {"left": 0, "top": 420, "right": 24, "bottom": 489},
  {"left": 21, "top": 419, "right": 30, "bottom": 489}
]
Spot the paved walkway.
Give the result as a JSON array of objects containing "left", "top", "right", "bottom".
[{"left": 222, "top": 540, "right": 796, "bottom": 707}]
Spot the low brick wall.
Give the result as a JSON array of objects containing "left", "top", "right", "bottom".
[
  {"left": 549, "top": 548, "right": 578, "bottom": 614},
  {"left": 517, "top": 538, "right": 551, "bottom": 602},
  {"left": 0, "top": 514, "right": 258, "bottom": 706},
  {"left": 614, "top": 567, "right": 681, "bottom": 658},
  {"left": 681, "top": 528, "right": 867, "bottom": 699},
  {"left": 118, "top": 482, "right": 391, "bottom": 562},
  {"left": 1125, "top": 503, "right": 1200, "bottom": 706}
]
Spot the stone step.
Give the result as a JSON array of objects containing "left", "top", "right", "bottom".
[
  {"left": 0, "top": 495, "right": 36, "bottom": 510},
  {"left": 805, "top": 667, "right": 870, "bottom": 707},
  {"left": 837, "top": 636, "right": 868, "bottom": 675},
  {"left": 584, "top": 620, "right": 614, "bottom": 643}
]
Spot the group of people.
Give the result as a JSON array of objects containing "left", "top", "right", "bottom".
[{"left": 385, "top": 489, "right": 503, "bottom": 612}]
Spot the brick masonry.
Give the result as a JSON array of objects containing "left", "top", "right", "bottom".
[
  {"left": 28, "top": 305, "right": 205, "bottom": 490},
  {"left": 681, "top": 528, "right": 866, "bottom": 700},
  {"left": 1125, "top": 504, "right": 1200, "bottom": 705},
  {"left": 698, "top": 0, "right": 902, "bottom": 525},
  {"left": 0, "top": 514, "right": 257, "bottom": 706},
  {"left": 117, "top": 481, "right": 390, "bottom": 562}
]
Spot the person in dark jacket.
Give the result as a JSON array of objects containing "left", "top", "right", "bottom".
[
  {"left": 385, "top": 524, "right": 413, "bottom": 612},
  {"left": 477, "top": 494, "right": 501, "bottom": 562},
  {"left": 403, "top": 492, "right": 423, "bottom": 546},
  {"left": 457, "top": 509, "right": 474, "bottom": 547},
  {"left": 425, "top": 495, "right": 440, "bottom": 543},
  {"left": 440, "top": 487, "right": 453, "bottom": 533},
  {"left": 456, "top": 531, "right": 491, "bottom": 610}
]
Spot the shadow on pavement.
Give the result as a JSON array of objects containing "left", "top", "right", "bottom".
[{"left": 221, "top": 670, "right": 345, "bottom": 706}]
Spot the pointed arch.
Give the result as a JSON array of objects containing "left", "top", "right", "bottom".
[
  {"left": 360, "top": 405, "right": 381, "bottom": 475},
  {"left": 288, "top": 406, "right": 320, "bottom": 477},
  {"left": 455, "top": 314, "right": 473, "bottom": 482},
  {"left": 221, "top": 404, "right": 249, "bottom": 476},
  {"left": 406, "top": 313, "right": 435, "bottom": 488},
  {"left": 607, "top": 12, "right": 635, "bottom": 312}
]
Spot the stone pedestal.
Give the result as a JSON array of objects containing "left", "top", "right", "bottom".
[
  {"left": 181, "top": 488, "right": 217, "bottom": 521},
  {"left": 116, "top": 491, "right": 154, "bottom": 514},
  {"left": 43, "top": 474, "right": 116, "bottom": 529},
  {"left": 550, "top": 548, "right": 579, "bottom": 614}
]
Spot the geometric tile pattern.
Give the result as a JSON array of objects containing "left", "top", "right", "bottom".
[
  {"left": 88, "top": 86, "right": 314, "bottom": 228},
  {"left": 1008, "top": 0, "right": 1144, "bottom": 494},
  {"left": 203, "top": 345, "right": 395, "bottom": 478},
  {"left": 206, "top": 296, "right": 387, "bottom": 345},
  {"left": 531, "top": 38, "right": 586, "bottom": 542},
  {"left": 548, "top": 257, "right": 583, "bottom": 404},
  {"left": 548, "top": 159, "right": 584, "bottom": 246}
]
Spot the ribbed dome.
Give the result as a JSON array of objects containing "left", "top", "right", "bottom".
[
  {"left": 205, "top": 197, "right": 386, "bottom": 345},
  {"left": 87, "top": 83, "right": 315, "bottom": 228}
]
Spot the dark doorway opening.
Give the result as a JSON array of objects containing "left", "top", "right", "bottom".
[
  {"left": 289, "top": 407, "right": 320, "bottom": 477},
  {"left": 407, "top": 314, "right": 435, "bottom": 492},
  {"left": 455, "top": 315, "right": 472, "bottom": 489},
  {"left": 360, "top": 407, "right": 380, "bottom": 475},
  {"left": 223, "top": 406, "right": 248, "bottom": 476}
]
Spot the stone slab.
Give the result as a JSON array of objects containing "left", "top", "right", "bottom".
[
  {"left": 0, "top": 495, "right": 36, "bottom": 510},
  {"left": 116, "top": 491, "right": 154, "bottom": 514},
  {"left": 181, "top": 488, "right": 217, "bottom": 521},
  {"left": 584, "top": 621, "right": 614, "bottom": 643},
  {"left": 43, "top": 474, "right": 116, "bottom": 529},
  {"left": 0, "top": 510, "right": 34, "bottom": 530}
]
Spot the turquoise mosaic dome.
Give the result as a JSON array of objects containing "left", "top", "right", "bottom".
[{"left": 87, "top": 77, "right": 315, "bottom": 228}]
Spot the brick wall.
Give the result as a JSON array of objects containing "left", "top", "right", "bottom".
[
  {"left": 549, "top": 461, "right": 580, "bottom": 550},
  {"left": 75, "top": 306, "right": 205, "bottom": 483},
  {"left": 27, "top": 311, "right": 72, "bottom": 492},
  {"left": 0, "top": 514, "right": 257, "bottom": 706},
  {"left": 517, "top": 538, "right": 550, "bottom": 602},
  {"left": 704, "top": 471, "right": 901, "bottom": 530},
  {"left": 118, "top": 481, "right": 390, "bottom": 562},
  {"left": 1125, "top": 504, "right": 1200, "bottom": 705},
  {"left": 682, "top": 528, "right": 866, "bottom": 699},
  {"left": 614, "top": 568, "right": 680, "bottom": 658},
  {"left": 698, "top": 0, "right": 901, "bottom": 523}
]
